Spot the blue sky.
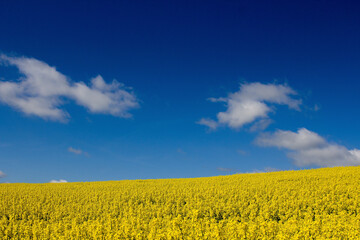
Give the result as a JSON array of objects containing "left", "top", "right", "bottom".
[{"left": 0, "top": 0, "right": 359, "bottom": 183}]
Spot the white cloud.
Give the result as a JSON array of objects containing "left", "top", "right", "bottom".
[
  {"left": 68, "top": 147, "right": 82, "bottom": 155},
  {"left": 68, "top": 147, "right": 89, "bottom": 156},
  {"left": 256, "top": 128, "right": 325, "bottom": 150},
  {"left": 256, "top": 128, "right": 360, "bottom": 167},
  {"left": 251, "top": 167, "right": 282, "bottom": 173},
  {"left": 198, "top": 82, "right": 301, "bottom": 130},
  {"left": 249, "top": 118, "right": 273, "bottom": 132},
  {"left": 196, "top": 118, "right": 219, "bottom": 130},
  {"left": 217, "top": 167, "right": 235, "bottom": 172},
  {"left": 49, "top": 179, "right": 68, "bottom": 183},
  {"left": 0, "top": 170, "right": 6, "bottom": 178},
  {"left": 0, "top": 54, "right": 139, "bottom": 122}
]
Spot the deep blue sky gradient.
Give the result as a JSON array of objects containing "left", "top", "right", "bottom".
[{"left": 0, "top": 0, "right": 359, "bottom": 182}]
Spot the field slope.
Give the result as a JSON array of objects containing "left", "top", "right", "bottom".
[{"left": 1, "top": 167, "right": 360, "bottom": 239}]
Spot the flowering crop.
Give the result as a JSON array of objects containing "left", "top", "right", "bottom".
[{"left": 1, "top": 166, "right": 360, "bottom": 239}]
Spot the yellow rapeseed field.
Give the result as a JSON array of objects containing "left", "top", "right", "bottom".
[{"left": 1, "top": 166, "right": 360, "bottom": 239}]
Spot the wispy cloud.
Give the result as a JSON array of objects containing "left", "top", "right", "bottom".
[
  {"left": 251, "top": 167, "right": 282, "bottom": 173},
  {"left": 237, "top": 149, "right": 247, "bottom": 155},
  {"left": 256, "top": 128, "right": 360, "bottom": 167},
  {"left": 68, "top": 147, "right": 89, "bottom": 156},
  {"left": 198, "top": 82, "right": 301, "bottom": 130},
  {"left": 177, "top": 148, "right": 186, "bottom": 154},
  {"left": 0, "top": 170, "right": 6, "bottom": 178},
  {"left": 0, "top": 54, "right": 139, "bottom": 122},
  {"left": 68, "top": 147, "right": 82, "bottom": 155},
  {"left": 49, "top": 179, "right": 67, "bottom": 183},
  {"left": 196, "top": 118, "right": 218, "bottom": 130},
  {"left": 249, "top": 118, "right": 273, "bottom": 132},
  {"left": 313, "top": 104, "right": 320, "bottom": 111},
  {"left": 217, "top": 167, "right": 236, "bottom": 172}
]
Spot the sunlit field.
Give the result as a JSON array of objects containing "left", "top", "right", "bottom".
[{"left": 1, "top": 166, "right": 360, "bottom": 239}]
